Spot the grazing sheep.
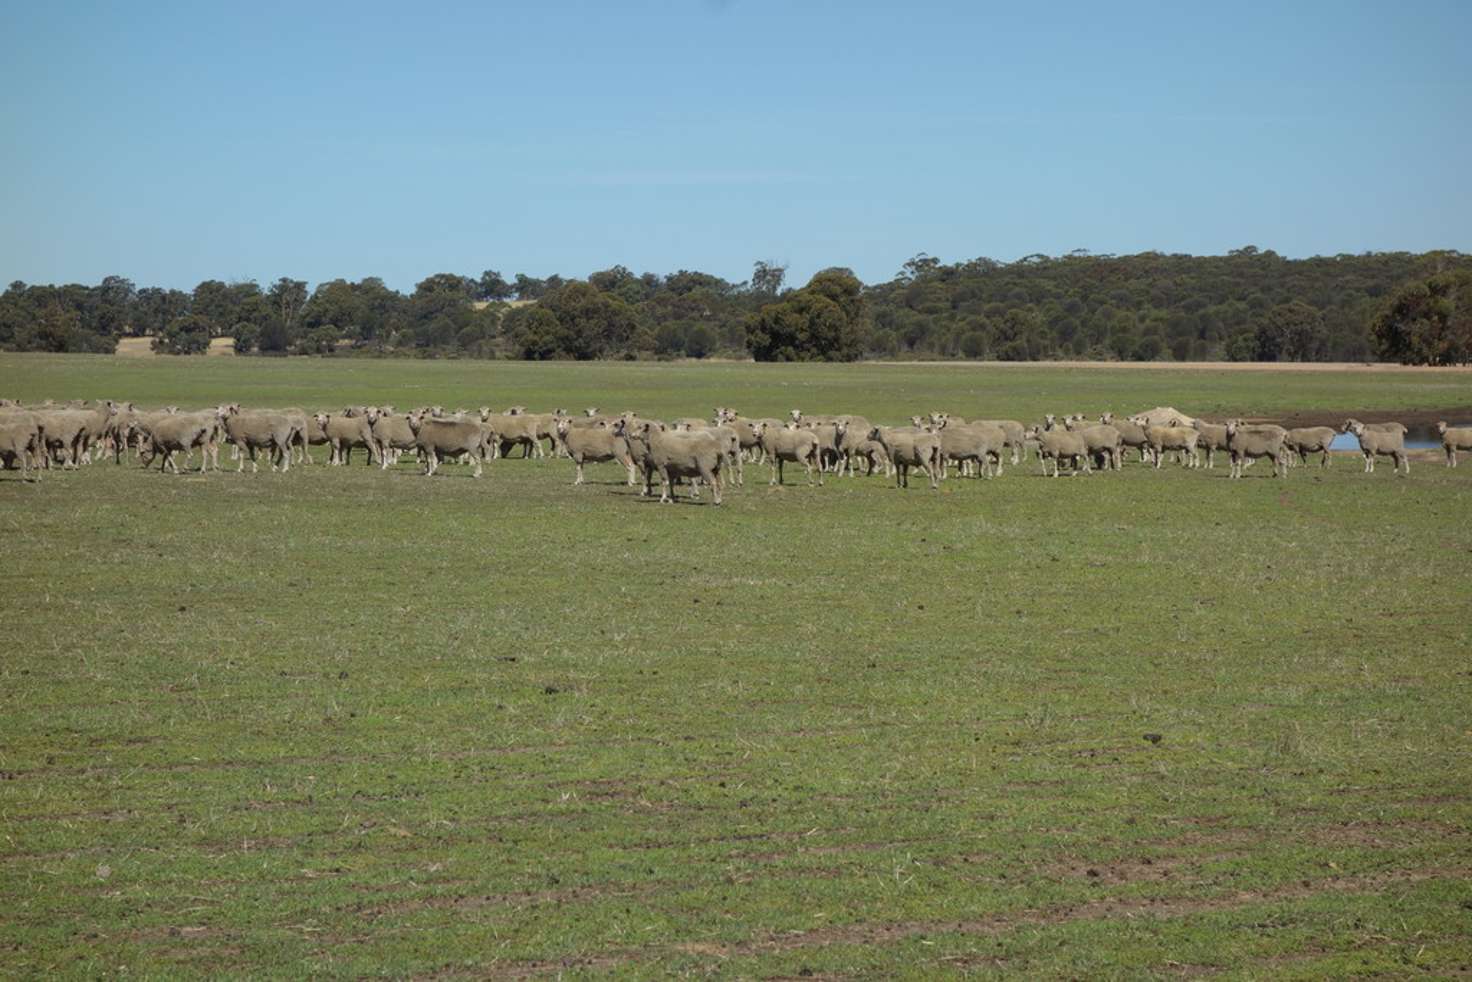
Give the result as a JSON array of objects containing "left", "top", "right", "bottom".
[
  {"left": 371, "top": 412, "right": 420, "bottom": 468},
  {"left": 968, "top": 419, "right": 1025, "bottom": 464},
  {"left": 937, "top": 421, "right": 1006, "bottom": 478},
  {"left": 612, "top": 416, "right": 666, "bottom": 496},
  {"left": 636, "top": 421, "right": 725, "bottom": 504},
  {"left": 1284, "top": 426, "right": 1337, "bottom": 468},
  {"left": 1100, "top": 413, "right": 1152, "bottom": 464},
  {"left": 492, "top": 412, "right": 543, "bottom": 459},
  {"left": 1342, "top": 418, "right": 1407, "bottom": 438},
  {"left": 1074, "top": 424, "right": 1124, "bottom": 471},
  {"left": 868, "top": 425, "right": 940, "bottom": 489},
  {"left": 558, "top": 417, "right": 636, "bottom": 486},
  {"left": 755, "top": 420, "right": 823, "bottom": 486},
  {"left": 1027, "top": 425, "right": 1091, "bottom": 477},
  {"left": 798, "top": 418, "right": 848, "bottom": 473},
  {"left": 719, "top": 414, "right": 765, "bottom": 464},
  {"left": 314, "top": 412, "right": 381, "bottom": 466},
  {"left": 1183, "top": 419, "right": 1229, "bottom": 468},
  {"left": 1438, "top": 421, "right": 1472, "bottom": 467},
  {"left": 409, "top": 416, "right": 491, "bottom": 477},
  {"left": 218, "top": 407, "right": 298, "bottom": 473},
  {"left": 0, "top": 412, "right": 42, "bottom": 480},
  {"left": 1143, "top": 423, "right": 1200, "bottom": 470},
  {"left": 139, "top": 414, "right": 216, "bottom": 474},
  {"left": 1345, "top": 420, "right": 1409, "bottom": 475},
  {"left": 36, "top": 404, "right": 112, "bottom": 468},
  {"left": 1225, "top": 420, "right": 1288, "bottom": 479}
]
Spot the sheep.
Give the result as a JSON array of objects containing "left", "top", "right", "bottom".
[
  {"left": 1143, "top": 423, "right": 1200, "bottom": 469},
  {"left": 371, "top": 412, "right": 420, "bottom": 468},
  {"left": 1100, "top": 413, "right": 1152, "bottom": 464},
  {"left": 138, "top": 414, "right": 216, "bottom": 474},
  {"left": 558, "top": 416, "right": 636, "bottom": 486},
  {"left": 832, "top": 416, "right": 877, "bottom": 475},
  {"left": 1342, "top": 418, "right": 1407, "bottom": 438},
  {"left": 1344, "top": 420, "right": 1409, "bottom": 475},
  {"left": 719, "top": 414, "right": 765, "bottom": 464},
  {"left": 0, "top": 412, "right": 42, "bottom": 481},
  {"left": 612, "top": 416, "right": 665, "bottom": 496},
  {"left": 36, "top": 404, "right": 112, "bottom": 468},
  {"left": 1074, "top": 424, "right": 1124, "bottom": 471},
  {"left": 754, "top": 420, "right": 823, "bottom": 486},
  {"left": 798, "top": 418, "right": 848, "bottom": 472},
  {"left": 314, "top": 411, "right": 381, "bottom": 466},
  {"left": 1026, "top": 425, "right": 1091, "bottom": 477},
  {"left": 217, "top": 407, "right": 298, "bottom": 473},
  {"left": 1225, "top": 419, "right": 1288, "bottom": 478},
  {"left": 1182, "top": 419, "right": 1230, "bottom": 468},
  {"left": 408, "top": 415, "right": 491, "bottom": 477},
  {"left": 492, "top": 412, "right": 543, "bottom": 459},
  {"left": 636, "top": 421, "right": 725, "bottom": 504},
  {"left": 937, "top": 421, "right": 1006, "bottom": 478},
  {"left": 1438, "top": 421, "right": 1472, "bottom": 467},
  {"left": 969, "top": 419, "right": 1025, "bottom": 464},
  {"left": 868, "top": 425, "right": 941, "bottom": 489},
  {"left": 1284, "top": 426, "right": 1337, "bottom": 469}
]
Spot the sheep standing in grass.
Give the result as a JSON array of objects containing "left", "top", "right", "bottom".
[
  {"left": 1345, "top": 420, "right": 1409, "bottom": 475},
  {"left": 755, "top": 421, "right": 823, "bottom": 487},
  {"left": 1027, "top": 425, "right": 1091, "bottom": 477},
  {"left": 869, "top": 425, "right": 941, "bottom": 488},
  {"left": 1438, "top": 421, "right": 1472, "bottom": 467},
  {"left": 1100, "top": 413, "right": 1152, "bottom": 465},
  {"left": 558, "top": 417, "right": 636, "bottom": 486},
  {"left": 314, "top": 411, "right": 381, "bottom": 466},
  {"left": 0, "top": 412, "right": 43, "bottom": 480},
  {"left": 1283, "top": 427, "right": 1337, "bottom": 468},
  {"left": 217, "top": 406, "right": 298, "bottom": 473},
  {"left": 409, "top": 415, "right": 491, "bottom": 477},
  {"left": 1187, "top": 419, "right": 1229, "bottom": 468},
  {"left": 637, "top": 421, "right": 725, "bottom": 505},
  {"left": 1225, "top": 420, "right": 1288, "bottom": 479}
]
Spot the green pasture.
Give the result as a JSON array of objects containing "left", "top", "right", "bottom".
[{"left": 1, "top": 354, "right": 1470, "bottom": 977}]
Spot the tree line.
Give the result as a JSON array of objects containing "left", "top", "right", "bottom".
[{"left": 2, "top": 248, "right": 1468, "bottom": 364}]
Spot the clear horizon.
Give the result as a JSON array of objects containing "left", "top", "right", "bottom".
[{"left": 3, "top": 0, "right": 1469, "bottom": 294}]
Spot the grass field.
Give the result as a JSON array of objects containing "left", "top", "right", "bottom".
[{"left": 2, "top": 354, "right": 1471, "bottom": 977}]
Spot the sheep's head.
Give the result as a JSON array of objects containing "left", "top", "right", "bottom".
[
  {"left": 1437, "top": 421, "right": 1448, "bottom": 434},
  {"left": 909, "top": 415, "right": 924, "bottom": 427},
  {"left": 789, "top": 409, "right": 802, "bottom": 422},
  {"left": 555, "top": 418, "right": 572, "bottom": 437},
  {"left": 583, "top": 407, "right": 600, "bottom": 417},
  {"left": 1347, "top": 421, "right": 1365, "bottom": 437}
]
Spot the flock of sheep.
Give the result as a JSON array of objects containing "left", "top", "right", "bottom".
[{"left": 2, "top": 399, "right": 1468, "bottom": 501}]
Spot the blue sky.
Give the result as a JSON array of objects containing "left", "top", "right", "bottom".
[{"left": 2, "top": 0, "right": 1468, "bottom": 293}]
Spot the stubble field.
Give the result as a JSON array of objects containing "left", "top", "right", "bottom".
[{"left": 1, "top": 354, "right": 1470, "bottom": 977}]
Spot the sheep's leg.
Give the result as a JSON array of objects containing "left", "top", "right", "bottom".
[{"left": 574, "top": 460, "right": 585, "bottom": 485}]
